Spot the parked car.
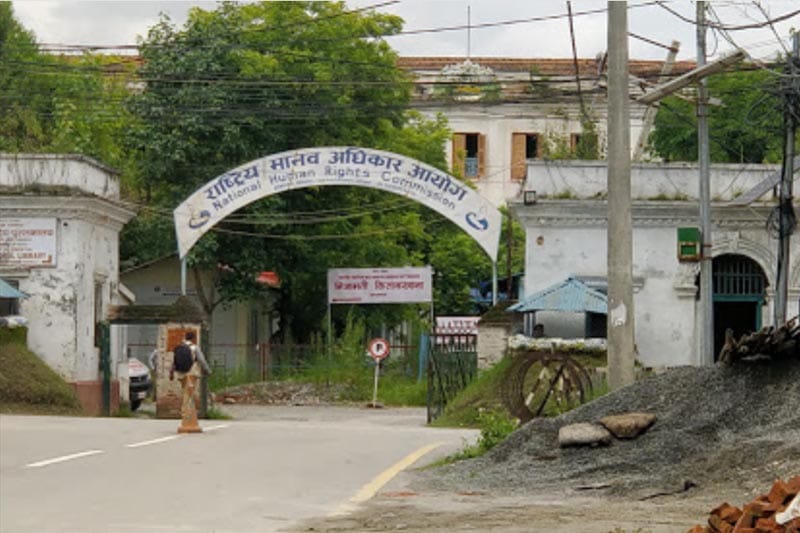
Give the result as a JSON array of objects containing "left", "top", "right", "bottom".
[{"left": 128, "top": 357, "right": 152, "bottom": 411}]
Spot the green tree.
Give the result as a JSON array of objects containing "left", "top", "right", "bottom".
[
  {"left": 648, "top": 67, "right": 791, "bottom": 163},
  {"left": 127, "top": 1, "right": 474, "bottom": 341},
  {"left": 0, "top": 3, "right": 135, "bottom": 171}
]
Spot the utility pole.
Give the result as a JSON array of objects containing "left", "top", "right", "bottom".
[
  {"left": 774, "top": 32, "right": 799, "bottom": 326},
  {"left": 696, "top": 2, "right": 715, "bottom": 364},
  {"left": 606, "top": 2, "right": 636, "bottom": 390}
]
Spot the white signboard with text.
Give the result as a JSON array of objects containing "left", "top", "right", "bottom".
[
  {"left": 0, "top": 218, "right": 57, "bottom": 267},
  {"left": 174, "top": 147, "right": 502, "bottom": 261},
  {"left": 328, "top": 267, "right": 433, "bottom": 304}
]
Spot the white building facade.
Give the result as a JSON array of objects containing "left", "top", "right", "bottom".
[
  {"left": 400, "top": 56, "right": 694, "bottom": 207},
  {"left": 0, "top": 154, "right": 135, "bottom": 409},
  {"left": 510, "top": 160, "right": 799, "bottom": 368}
]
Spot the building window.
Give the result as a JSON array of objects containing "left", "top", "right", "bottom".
[
  {"left": 511, "top": 132, "right": 540, "bottom": 180},
  {"left": 452, "top": 132, "right": 486, "bottom": 179}
]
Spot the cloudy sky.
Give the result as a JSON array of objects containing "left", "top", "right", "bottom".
[{"left": 10, "top": 1, "right": 800, "bottom": 62}]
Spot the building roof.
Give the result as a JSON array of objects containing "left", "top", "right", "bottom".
[
  {"left": 508, "top": 276, "right": 607, "bottom": 314},
  {"left": 396, "top": 56, "right": 697, "bottom": 78},
  {"left": 0, "top": 278, "right": 27, "bottom": 299}
]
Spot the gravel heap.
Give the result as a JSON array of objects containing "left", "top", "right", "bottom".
[{"left": 419, "top": 358, "right": 800, "bottom": 500}]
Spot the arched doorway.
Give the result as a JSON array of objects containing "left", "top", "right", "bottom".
[{"left": 712, "top": 254, "right": 768, "bottom": 359}]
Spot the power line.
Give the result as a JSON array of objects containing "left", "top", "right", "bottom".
[{"left": 656, "top": 1, "right": 800, "bottom": 31}]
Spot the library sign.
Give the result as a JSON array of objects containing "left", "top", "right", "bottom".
[
  {"left": 174, "top": 147, "right": 502, "bottom": 262},
  {"left": 0, "top": 218, "right": 57, "bottom": 267}
]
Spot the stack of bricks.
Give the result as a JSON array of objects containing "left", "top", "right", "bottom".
[{"left": 688, "top": 477, "right": 800, "bottom": 533}]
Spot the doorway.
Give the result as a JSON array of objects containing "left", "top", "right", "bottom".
[{"left": 712, "top": 254, "right": 767, "bottom": 360}]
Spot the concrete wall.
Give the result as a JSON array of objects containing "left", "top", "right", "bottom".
[
  {"left": 523, "top": 160, "right": 779, "bottom": 202},
  {"left": 0, "top": 153, "right": 120, "bottom": 199},
  {"left": 476, "top": 323, "right": 510, "bottom": 369}
]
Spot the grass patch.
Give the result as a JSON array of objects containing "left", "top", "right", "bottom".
[
  {"left": 0, "top": 335, "right": 82, "bottom": 414},
  {"left": 430, "top": 409, "right": 518, "bottom": 466},
  {"left": 429, "top": 357, "right": 513, "bottom": 428}
]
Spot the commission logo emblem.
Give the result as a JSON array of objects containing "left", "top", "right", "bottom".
[
  {"left": 188, "top": 210, "right": 212, "bottom": 229},
  {"left": 465, "top": 212, "right": 489, "bottom": 231}
]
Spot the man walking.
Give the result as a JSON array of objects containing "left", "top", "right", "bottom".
[{"left": 170, "top": 331, "right": 211, "bottom": 433}]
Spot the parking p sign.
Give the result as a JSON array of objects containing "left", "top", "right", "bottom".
[{"left": 368, "top": 338, "right": 390, "bottom": 360}]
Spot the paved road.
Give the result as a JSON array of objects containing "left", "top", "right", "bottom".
[{"left": 0, "top": 405, "right": 477, "bottom": 533}]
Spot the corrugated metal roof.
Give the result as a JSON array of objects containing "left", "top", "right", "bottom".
[
  {"left": 508, "top": 277, "right": 607, "bottom": 314},
  {"left": 0, "top": 278, "right": 27, "bottom": 299}
]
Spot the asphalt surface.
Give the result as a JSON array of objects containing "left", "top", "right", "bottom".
[{"left": 0, "top": 405, "right": 477, "bottom": 533}]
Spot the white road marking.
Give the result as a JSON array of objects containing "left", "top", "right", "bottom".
[
  {"left": 26, "top": 449, "right": 104, "bottom": 468},
  {"left": 126, "top": 436, "right": 179, "bottom": 448},
  {"left": 329, "top": 441, "right": 445, "bottom": 517},
  {"left": 203, "top": 424, "right": 229, "bottom": 432}
]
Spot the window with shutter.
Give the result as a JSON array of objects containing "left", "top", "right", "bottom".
[
  {"left": 452, "top": 132, "right": 484, "bottom": 179},
  {"left": 511, "top": 133, "right": 540, "bottom": 180},
  {"left": 452, "top": 133, "right": 466, "bottom": 178}
]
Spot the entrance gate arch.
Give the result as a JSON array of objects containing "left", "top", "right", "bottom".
[
  {"left": 173, "top": 146, "right": 502, "bottom": 262},
  {"left": 712, "top": 253, "right": 768, "bottom": 359}
]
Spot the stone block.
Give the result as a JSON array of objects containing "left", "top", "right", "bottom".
[
  {"left": 598, "top": 412, "right": 656, "bottom": 439},
  {"left": 558, "top": 422, "right": 612, "bottom": 447}
]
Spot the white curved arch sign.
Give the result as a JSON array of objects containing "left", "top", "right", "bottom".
[{"left": 173, "top": 146, "right": 502, "bottom": 261}]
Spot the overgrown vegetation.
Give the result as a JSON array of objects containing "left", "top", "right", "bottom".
[
  {"left": 209, "top": 313, "right": 427, "bottom": 407},
  {"left": 0, "top": 328, "right": 82, "bottom": 414},
  {"left": 430, "top": 356, "right": 512, "bottom": 428},
  {"left": 443, "top": 409, "right": 518, "bottom": 462}
]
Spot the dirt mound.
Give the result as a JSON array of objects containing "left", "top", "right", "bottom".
[{"left": 419, "top": 359, "right": 800, "bottom": 500}]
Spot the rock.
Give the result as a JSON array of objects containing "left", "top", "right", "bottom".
[
  {"left": 599, "top": 412, "right": 656, "bottom": 439},
  {"left": 558, "top": 422, "right": 612, "bottom": 448}
]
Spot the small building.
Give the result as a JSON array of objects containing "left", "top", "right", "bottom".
[
  {"left": 509, "top": 159, "right": 800, "bottom": 368},
  {"left": 119, "top": 254, "right": 280, "bottom": 372},
  {"left": 0, "top": 153, "right": 136, "bottom": 412}
]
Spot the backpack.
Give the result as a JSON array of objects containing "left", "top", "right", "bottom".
[{"left": 173, "top": 343, "right": 195, "bottom": 372}]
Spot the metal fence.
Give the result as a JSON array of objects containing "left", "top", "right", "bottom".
[
  {"left": 426, "top": 334, "right": 478, "bottom": 423},
  {"left": 128, "top": 340, "right": 422, "bottom": 382}
]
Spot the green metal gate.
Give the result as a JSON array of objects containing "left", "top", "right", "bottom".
[
  {"left": 426, "top": 334, "right": 478, "bottom": 423},
  {"left": 712, "top": 254, "right": 767, "bottom": 359}
]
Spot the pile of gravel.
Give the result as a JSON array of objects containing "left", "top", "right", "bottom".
[{"left": 419, "top": 359, "right": 800, "bottom": 499}]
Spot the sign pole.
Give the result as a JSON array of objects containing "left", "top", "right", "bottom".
[
  {"left": 371, "top": 361, "right": 380, "bottom": 407},
  {"left": 367, "top": 337, "right": 389, "bottom": 408}
]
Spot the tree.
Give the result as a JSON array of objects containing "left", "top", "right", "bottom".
[
  {"left": 648, "top": 67, "right": 791, "bottom": 163},
  {"left": 0, "top": 3, "right": 135, "bottom": 170},
  {"left": 127, "top": 1, "right": 474, "bottom": 342}
]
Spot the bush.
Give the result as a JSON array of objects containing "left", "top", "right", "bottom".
[{"left": 448, "top": 409, "right": 518, "bottom": 461}]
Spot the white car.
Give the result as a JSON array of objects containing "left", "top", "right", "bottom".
[{"left": 128, "top": 358, "right": 152, "bottom": 411}]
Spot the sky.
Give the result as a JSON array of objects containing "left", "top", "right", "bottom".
[{"left": 10, "top": 1, "right": 800, "bottom": 63}]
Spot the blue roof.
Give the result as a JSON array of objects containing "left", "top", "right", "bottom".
[
  {"left": 508, "top": 277, "right": 607, "bottom": 314},
  {"left": 0, "top": 278, "right": 27, "bottom": 299}
]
